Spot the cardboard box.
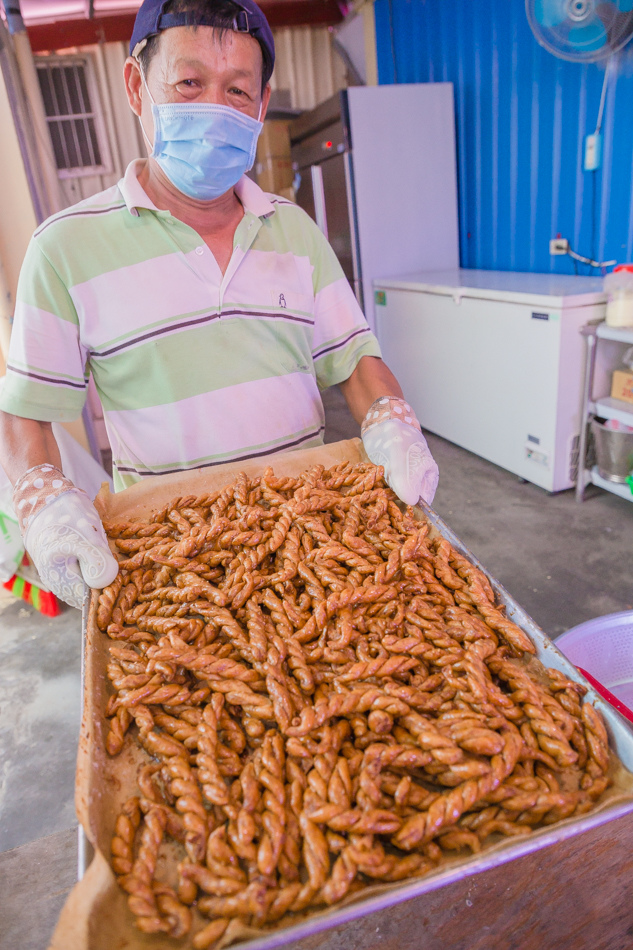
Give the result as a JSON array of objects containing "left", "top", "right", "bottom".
[
  {"left": 257, "top": 119, "right": 291, "bottom": 161},
  {"left": 256, "top": 156, "right": 294, "bottom": 194},
  {"left": 611, "top": 368, "right": 633, "bottom": 405},
  {"left": 256, "top": 119, "right": 293, "bottom": 193},
  {"left": 277, "top": 185, "right": 296, "bottom": 203}
]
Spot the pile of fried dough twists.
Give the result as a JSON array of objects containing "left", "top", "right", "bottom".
[{"left": 96, "top": 462, "right": 611, "bottom": 949}]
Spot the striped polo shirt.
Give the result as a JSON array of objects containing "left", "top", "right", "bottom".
[{"left": 0, "top": 160, "right": 381, "bottom": 490}]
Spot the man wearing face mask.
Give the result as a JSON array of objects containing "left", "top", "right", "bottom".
[{"left": 0, "top": 0, "right": 439, "bottom": 609}]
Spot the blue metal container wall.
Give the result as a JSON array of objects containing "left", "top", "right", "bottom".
[{"left": 374, "top": 0, "right": 633, "bottom": 274}]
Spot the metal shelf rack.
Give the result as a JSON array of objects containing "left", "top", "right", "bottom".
[{"left": 576, "top": 322, "right": 633, "bottom": 503}]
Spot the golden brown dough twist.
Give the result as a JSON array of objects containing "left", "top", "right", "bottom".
[
  {"left": 161, "top": 754, "right": 208, "bottom": 863},
  {"left": 97, "top": 575, "right": 123, "bottom": 630},
  {"left": 256, "top": 731, "right": 287, "bottom": 877},
  {"left": 192, "top": 917, "right": 229, "bottom": 950},
  {"left": 118, "top": 806, "right": 173, "bottom": 934},
  {"left": 196, "top": 694, "right": 229, "bottom": 806},
  {"left": 106, "top": 705, "right": 132, "bottom": 756},
  {"left": 111, "top": 796, "right": 141, "bottom": 875}
]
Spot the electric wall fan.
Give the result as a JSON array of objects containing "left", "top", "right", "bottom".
[
  {"left": 525, "top": 1, "right": 633, "bottom": 266},
  {"left": 526, "top": 0, "right": 633, "bottom": 62}
]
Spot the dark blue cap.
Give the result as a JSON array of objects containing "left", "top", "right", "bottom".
[{"left": 130, "top": 0, "right": 275, "bottom": 85}]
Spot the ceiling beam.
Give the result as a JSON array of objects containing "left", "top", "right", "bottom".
[
  {"left": 26, "top": 1, "right": 344, "bottom": 52},
  {"left": 259, "top": 1, "right": 344, "bottom": 28},
  {"left": 27, "top": 14, "right": 136, "bottom": 50}
]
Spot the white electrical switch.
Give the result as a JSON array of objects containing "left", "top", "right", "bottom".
[{"left": 584, "top": 133, "right": 602, "bottom": 172}]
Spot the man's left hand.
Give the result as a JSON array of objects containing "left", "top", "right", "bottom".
[{"left": 361, "top": 398, "right": 439, "bottom": 506}]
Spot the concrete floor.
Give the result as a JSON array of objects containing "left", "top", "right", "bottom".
[
  {"left": 0, "top": 385, "right": 631, "bottom": 944},
  {"left": 0, "top": 828, "right": 78, "bottom": 950},
  {"left": 0, "top": 587, "right": 81, "bottom": 853}
]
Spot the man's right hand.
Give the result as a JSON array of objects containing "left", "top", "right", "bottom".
[{"left": 14, "top": 465, "right": 119, "bottom": 609}]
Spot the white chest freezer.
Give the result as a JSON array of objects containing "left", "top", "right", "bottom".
[{"left": 374, "top": 269, "right": 607, "bottom": 492}]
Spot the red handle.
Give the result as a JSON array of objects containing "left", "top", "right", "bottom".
[{"left": 576, "top": 667, "right": 633, "bottom": 725}]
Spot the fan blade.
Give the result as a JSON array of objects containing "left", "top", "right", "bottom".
[
  {"left": 534, "top": 0, "right": 569, "bottom": 28},
  {"left": 596, "top": 2, "right": 633, "bottom": 49},
  {"left": 567, "top": 19, "right": 609, "bottom": 50}
]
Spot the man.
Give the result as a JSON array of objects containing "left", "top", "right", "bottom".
[{"left": 0, "top": 0, "right": 438, "bottom": 608}]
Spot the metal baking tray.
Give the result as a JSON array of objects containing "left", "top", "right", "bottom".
[{"left": 76, "top": 499, "right": 633, "bottom": 949}]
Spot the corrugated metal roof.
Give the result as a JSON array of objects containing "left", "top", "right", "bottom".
[{"left": 18, "top": 0, "right": 343, "bottom": 25}]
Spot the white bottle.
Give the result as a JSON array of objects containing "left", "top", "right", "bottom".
[{"left": 605, "top": 265, "right": 633, "bottom": 328}]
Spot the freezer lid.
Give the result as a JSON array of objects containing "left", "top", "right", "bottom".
[{"left": 373, "top": 268, "right": 607, "bottom": 307}]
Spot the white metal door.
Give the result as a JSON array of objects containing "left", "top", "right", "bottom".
[{"left": 347, "top": 84, "right": 459, "bottom": 332}]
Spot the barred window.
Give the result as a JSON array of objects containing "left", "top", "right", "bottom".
[{"left": 35, "top": 57, "right": 110, "bottom": 178}]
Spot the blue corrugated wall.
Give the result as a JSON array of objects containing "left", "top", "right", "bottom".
[{"left": 374, "top": 0, "right": 633, "bottom": 274}]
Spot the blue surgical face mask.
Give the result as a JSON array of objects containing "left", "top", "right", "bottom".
[{"left": 138, "top": 66, "right": 263, "bottom": 201}]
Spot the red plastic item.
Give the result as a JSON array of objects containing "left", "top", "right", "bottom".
[
  {"left": 613, "top": 264, "right": 633, "bottom": 274},
  {"left": 576, "top": 666, "right": 633, "bottom": 726},
  {"left": 2, "top": 574, "right": 61, "bottom": 617}
]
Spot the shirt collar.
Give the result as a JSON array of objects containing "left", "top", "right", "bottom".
[
  {"left": 119, "top": 159, "right": 158, "bottom": 216},
  {"left": 235, "top": 175, "right": 276, "bottom": 219},
  {"left": 118, "top": 160, "right": 276, "bottom": 220}
]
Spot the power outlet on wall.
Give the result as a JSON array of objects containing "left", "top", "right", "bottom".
[{"left": 549, "top": 238, "right": 569, "bottom": 255}]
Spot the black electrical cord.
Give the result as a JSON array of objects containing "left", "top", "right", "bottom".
[
  {"left": 388, "top": 0, "right": 398, "bottom": 83},
  {"left": 590, "top": 168, "right": 597, "bottom": 276}
]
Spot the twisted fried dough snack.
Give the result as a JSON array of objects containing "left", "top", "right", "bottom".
[{"left": 99, "top": 461, "right": 615, "bottom": 949}]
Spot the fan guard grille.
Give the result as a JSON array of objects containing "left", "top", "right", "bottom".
[{"left": 526, "top": 0, "right": 633, "bottom": 62}]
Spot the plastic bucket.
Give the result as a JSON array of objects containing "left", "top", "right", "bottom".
[
  {"left": 556, "top": 610, "right": 633, "bottom": 712},
  {"left": 590, "top": 419, "right": 633, "bottom": 483}
]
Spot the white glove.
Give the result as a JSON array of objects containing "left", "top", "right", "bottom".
[
  {"left": 361, "top": 397, "right": 439, "bottom": 506},
  {"left": 13, "top": 464, "right": 118, "bottom": 609},
  {"left": 23, "top": 490, "right": 119, "bottom": 609}
]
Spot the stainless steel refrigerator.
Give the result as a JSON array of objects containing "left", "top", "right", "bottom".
[{"left": 289, "top": 83, "right": 460, "bottom": 331}]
